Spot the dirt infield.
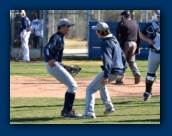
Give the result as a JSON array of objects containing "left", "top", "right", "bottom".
[{"left": 10, "top": 77, "right": 160, "bottom": 98}]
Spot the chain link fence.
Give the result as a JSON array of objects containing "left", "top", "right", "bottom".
[{"left": 10, "top": 10, "right": 156, "bottom": 59}]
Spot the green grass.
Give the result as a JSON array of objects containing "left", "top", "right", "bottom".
[
  {"left": 10, "top": 60, "right": 160, "bottom": 124},
  {"left": 10, "top": 60, "right": 160, "bottom": 78},
  {"left": 10, "top": 97, "right": 160, "bottom": 124}
]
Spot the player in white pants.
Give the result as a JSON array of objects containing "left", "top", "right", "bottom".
[
  {"left": 78, "top": 22, "right": 126, "bottom": 119},
  {"left": 20, "top": 26, "right": 31, "bottom": 62},
  {"left": 16, "top": 10, "right": 31, "bottom": 62}
]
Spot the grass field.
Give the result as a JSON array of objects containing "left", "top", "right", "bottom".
[
  {"left": 10, "top": 60, "right": 160, "bottom": 78},
  {"left": 10, "top": 97, "right": 160, "bottom": 124},
  {"left": 10, "top": 60, "right": 160, "bottom": 124}
]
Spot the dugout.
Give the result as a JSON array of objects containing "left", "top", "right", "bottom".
[{"left": 88, "top": 22, "right": 150, "bottom": 60}]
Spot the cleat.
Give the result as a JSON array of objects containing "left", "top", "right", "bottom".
[
  {"left": 135, "top": 75, "right": 140, "bottom": 84},
  {"left": 115, "top": 80, "right": 124, "bottom": 85},
  {"left": 63, "top": 110, "right": 82, "bottom": 118},
  {"left": 77, "top": 114, "right": 96, "bottom": 119},
  {"left": 104, "top": 108, "right": 115, "bottom": 115},
  {"left": 143, "top": 92, "right": 152, "bottom": 101}
]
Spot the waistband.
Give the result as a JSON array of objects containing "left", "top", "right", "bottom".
[
  {"left": 127, "top": 40, "right": 136, "bottom": 42},
  {"left": 150, "top": 48, "right": 160, "bottom": 53},
  {"left": 111, "top": 68, "right": 124, "bottom": 75}
]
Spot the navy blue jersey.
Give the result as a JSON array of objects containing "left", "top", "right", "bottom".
[
  {"left": 20, "top": 16, "right": 31, "bottom": 32},
  {"left": 43, "top": 32, "right": 64, "bottom": 62},
  {"left": 101, "top": 35, "right": 126, "bottom": 78},
  {"left": 142, "top": 20, "right": 160, "bottom": 50}
]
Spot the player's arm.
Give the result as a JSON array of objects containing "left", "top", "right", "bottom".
[
  {"left": 43, "top": 35, "right": 58, "bottom": 67},
  {"left": 100, "top": 42, "right": 113, "bottom": 85},
  {"left": 43, "top": 45, "right": 55, "bottom": 67},
  {"left": 139, "top": 23, "right": 155, "bottom": 45},
  {"left": 139, "top": 32, "right": 155, "bottom": 45}
]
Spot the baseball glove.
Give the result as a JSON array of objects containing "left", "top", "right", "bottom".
[{"left": 66, "top": 65, "right": 81, "bottom": 77}]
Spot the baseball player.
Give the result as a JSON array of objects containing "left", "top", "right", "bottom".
[
  {"left": 78, "top": 22, "right": 127, "bottom": 119},
  {"left": 43, "top": 18, "right": 82, "bottom": 118},
  {"left": 16, "top": 10, "right": 31, "bottom": 62},
  {"left": 139, "top": 10, "right": 160, "bottom": 101},
  {"left": 31, "top": 10, "right": 43, "bottom": 49},
  {"left": 20, "top": 26, "right": 31, "bottom": 62}
]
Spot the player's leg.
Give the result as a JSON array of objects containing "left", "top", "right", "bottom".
[
  {"left": 45, "top": 62, "right": 81, "bottom": 117},
  {"left": 116, "top": 42, "right": 129, "bottom": 84},
  {"left": 143, "top": 50, "right": 160, "bottom": 101},
  {"left": 127, "top": 41, "right": 140, "bottom": 84},
  {"left": 15, "top": 32, "right": 23, "bottom": 61},
  {"left": 82, "top": 72, "right": 104, "bottom": 118},
  {"left": 33, "top": 36, "right": 38, "bottom": 48},
  {"left": 79, "top": 72, "right": 119, "bottom": 119},
  {"left": 38, "top": 36, "right": 43, "bottom": 48},
  {"left": 100, "top": 74, "right": 119, "bottom": 115},
  {"left": 22, "top": 36, "right": 30, "bottom": 62},
  {"left": 22, "top": 45, "right": 30, "bottom": 62}
]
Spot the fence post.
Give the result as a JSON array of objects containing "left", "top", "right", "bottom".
[
  {"left": 87, "top": 10, "right": 94, "bottom": 56},
  {"left": 10, "top": 10, "right": 15, "bottom": 58},
  {"left": 98, "top": 10, "right": 100, "bottom": 22},
  {"left": 72, "top": 10, "right": 76, "bottom": 37},
  {"left": 140, "top": 10, "right": 143, "bottom": 22},
  {"left": 146, "top": 10, "right": 149, "bottom": 22},
  {"left": 43, "top": 10, "right": 47, "bottom": 56}
]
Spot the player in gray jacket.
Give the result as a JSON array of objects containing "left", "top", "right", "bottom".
[{"left": 78, "top": 22, "right": 126, "bottom": 119}]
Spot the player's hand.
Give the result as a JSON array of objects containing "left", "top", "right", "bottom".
[
  {"left": 135, "top": 48, "right": 140, "bottom": 55},
  {"left": 148, "top": 39, "right": 155, "bottom": 45},
  {"left": 48, "top": 59, "right": 56, "bottom": 67},
  {"left": 100, "top": 77, "right": 108, "bottom": 86}
]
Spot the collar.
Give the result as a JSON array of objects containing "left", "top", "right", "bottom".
[
  {"left": 57, "top": 31, "right": 64, "bottom": 37},
  {"left": 103, "top": 34, "right": 113, "bottom": 39}
]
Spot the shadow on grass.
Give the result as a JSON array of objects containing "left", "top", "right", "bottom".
[
  {"left": 10, "top": 100, "right": 159, "bottom": 109},
  {"left": 85, "top": 118, "right": 160, "bottom": 124},
  {"left": 10, "top": 116, "right": 62, "bottom": 123},
  {"left": 11, "top": 104, "right": 64, "bottom": 109},
  {"left": 10, "top": 103, "right": 86, "bottom": 109},
  {"left": 98, "top": 113, "right": 160, "bottom": 117}
]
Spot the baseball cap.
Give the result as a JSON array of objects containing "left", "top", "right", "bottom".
[
  {"left": 20, "top": 10, "right": 25, "bottom": 14},
  {"left": 120, "top": 10, "right": 130, "bottom": 17},
  {"left": 57, "top": 18, "right": 75, "bottom": 27},
  {"left": 92, "top": 22, "right": 109, "bottom": 32},
  {"left": 156, "top": 10, "right": 160, "bottom": 17}
]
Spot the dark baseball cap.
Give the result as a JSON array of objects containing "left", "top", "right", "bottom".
[
  {"left": 120, "top": 10, "right": 130, "bottom": 17},
  {"left": 57, "top": 18, "right": 75, "bottom": 27}
]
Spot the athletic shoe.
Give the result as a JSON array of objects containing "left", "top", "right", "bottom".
[
  {"left": 143, "top": 92, "right": 152, "bottom": 101},
  {"left": 104, "top": 108, "right": 115, "bottom": 115},
  {"left": 135, "top": 75, "right": 140, "bottom": 84},
  {"left": 61, "top": 110, "right": 65, "bottom": 117},
  {"left": 15, "top": 58, "right": 19, "bottom": 62},
  {"left": 19, "top": 60, "right": 30, "bottom": 62},
  {"left": 115, "top": 80, "right": 124, "bottom": 85},
  {"left": 77, "top": 114, "right": 96, "bottom": 119},
  {"left": 63, "top": 110, "right": 82, "bottom": 118}
]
